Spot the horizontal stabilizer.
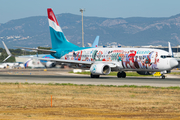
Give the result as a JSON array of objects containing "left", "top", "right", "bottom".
[{"left": 15, "top": 46, "right": 56, "bottom": 53}]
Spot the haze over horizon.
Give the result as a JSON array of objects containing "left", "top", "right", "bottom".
[{"left": 1, "top": 0, "right": 180, "bottom": 23}]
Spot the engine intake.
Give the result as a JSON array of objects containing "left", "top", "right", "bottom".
[
  {"left": 45, "top": 62, "right": 56, "bottom": 68},
  {"left": 90, "top": 64, "right": 111, "bottom": 75}
]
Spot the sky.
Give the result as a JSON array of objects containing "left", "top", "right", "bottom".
[{"left": 1, "top": 0, "right": 180, "bottom": 23}]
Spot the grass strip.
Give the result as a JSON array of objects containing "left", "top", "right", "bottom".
[
  {"left": 0, "top": 82, "right": 180, "bottom": 90},
  {"left": 169, "top": 72, "right": 180, "bottom": 75}
]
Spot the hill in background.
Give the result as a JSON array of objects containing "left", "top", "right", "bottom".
[{"left": 0, "top": 13, "right": 180, "bottom": 48}]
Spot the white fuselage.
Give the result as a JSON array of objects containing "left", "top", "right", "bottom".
[{"left": 61, "top": 47, "right": 177, "bottom": 72}]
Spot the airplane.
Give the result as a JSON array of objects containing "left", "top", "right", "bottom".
[{"left": 16, "top": 8, "right": 178, "bottom": 79}]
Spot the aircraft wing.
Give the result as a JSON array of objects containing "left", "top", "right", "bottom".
[
  {"left": 38, "top": 58, "right": 93, "bottom": 65},
  {"left": 2, "top": 41, "right": 12, "bottom": 62},
  {"left": 2, "top": 41, "right": 11, "bottom": 56},
  {"left": 38, "top": 58, "right": 118, "bottom": 67},
  {"left": 15, "top": 46, "right": 56, "bottom": 53},
  {"left": 3, "top": 55, "right": 11, "bottom": 62}
]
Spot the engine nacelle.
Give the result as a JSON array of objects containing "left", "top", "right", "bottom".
[
  {"left": 137, "top": 71, "right": 152, "bottom": 75},
  {"left": 45, "top": 62, "right": 56, "bottom": 68},
  {"left": 90, "top": 64, "right": 111, "bottom": 75}
]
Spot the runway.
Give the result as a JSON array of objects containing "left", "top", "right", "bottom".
[{"left": 0, "top": 72, "right": 180, "bottom": 87}]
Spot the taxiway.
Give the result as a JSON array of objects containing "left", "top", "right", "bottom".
[{"left": 0, "top": 69, "right": 179, "bottom": 87}]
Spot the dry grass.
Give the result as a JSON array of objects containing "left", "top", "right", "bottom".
[{"left": 0, "top": 84, "right": 180, "bottom": 120}]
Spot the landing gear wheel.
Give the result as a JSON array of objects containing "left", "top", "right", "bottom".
[
  {"left": 122, "top": 72, "right": 126, "bottom": 78},
  {"left": 95, "top": 75, "right": 99, "bottom": 78},
  {"left": 161, "top": 74, "right": 165, "bottom": 79},
  {"left": 91, "top": 73, "right": 94, "bottom": 78},
  {"left": 117, "top": 71, "right": 126, "bottom": 78},
  {"left": 117, "top": 72, "right": 122, "bottom": 78},
  {"left": 91, "top": 73, "right": 100, "bottom": 78}
]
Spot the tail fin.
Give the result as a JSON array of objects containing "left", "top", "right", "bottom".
[
  {"left": 168, "top": 42, "right": 173, "bottom": 57},
  {"left": 47, "top": 8, "right": 79, "bottom": 49},
  {"left": 92, "top": 36, "right": 99, "bottom": 48},
  {"left": 2, "top": 41, "right": 12, "bottom": 62}
]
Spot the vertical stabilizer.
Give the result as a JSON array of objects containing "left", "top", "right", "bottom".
[
  {"left": 47, "top": 8, "right": 79, "bottom": 49},
  {"left": 92, "top": 36, "right": 99, "bottom": 48},
  {"left": 168, "top": 42, "right": 173, "bottom": 57}
]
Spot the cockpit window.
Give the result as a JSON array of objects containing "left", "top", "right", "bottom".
[{"left": 161, "top": 55, "right": 172, "bottom": 58}]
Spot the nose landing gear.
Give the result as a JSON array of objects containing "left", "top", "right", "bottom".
[{"left": 161, "top": 74, "right": 165, "bottom": 79}]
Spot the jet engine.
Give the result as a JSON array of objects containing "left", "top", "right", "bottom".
[
  {"left": 45, "top": 61, "right": 56, "bottom": 68},
  {"left": 137, "top": 71, "right": 152, "bottom": 75},
  {"left": 90, "top": 64, "right": 111, "bottom": 75}
]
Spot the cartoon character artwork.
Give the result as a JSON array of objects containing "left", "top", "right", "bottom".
[
  {"left": 117, "top": 53, "right": 124, "bottom": 62},
  {"left": 134, "top": 56, "right": 139, "bottom": 69},
  {"left": 128, "top": 50, "right": 136, "bottom": 69},
  {"left": 151, "top": 52, "right": 159, "bottom": 69},
  {"left": 137, "top": 56, "right": 143, "bottom": 69},
  {"left": 91, "top": 50, "right": 108, "bottom": 61},
  {"left": 124, "top": 52, "right": 131, "bottom": 68},
  {"left": 96, "top": 51, "right": 103, "bottom": 61},
  {"left": 142, "top": 56, "right": 147, "bottom": 69},
  {"left": 107, "top": 51, "right": 112, "bottom": 61},
  {"left": 92, "top": 50, "right": 98, "bottom": 61},
  {"left": 64, "top": 54, "right": 67, "bottom": 60},
  {"left": 70, "top": 51, "right": 83, "bottom": 61},
  {"left": 143, "top": 51, "right": 153, "bottom": 69},
  {"left": 65, "top": 49, "right": 159, "bottom": 70},
  {"left": 145, "top": 51, "right": 153, "bottom": 64}
]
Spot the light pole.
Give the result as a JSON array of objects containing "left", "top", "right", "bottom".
[{"left": 80, "top": 9, "right": 85, "bottom": 47}]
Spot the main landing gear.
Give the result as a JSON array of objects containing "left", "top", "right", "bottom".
[
  {"left": 91, "top": 73, "right": 100, "bottom": 78},
  {"left": 117, "top": 71, "right": 126, "bottom": 78}
]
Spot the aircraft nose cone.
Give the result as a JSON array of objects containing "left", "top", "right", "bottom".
[{"left": 170, "top": 58, "right": 178, "bottom": 68}]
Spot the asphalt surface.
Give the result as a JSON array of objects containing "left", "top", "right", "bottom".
[{"left": 0, "top": 69, "right": 179, "bottom": 87}]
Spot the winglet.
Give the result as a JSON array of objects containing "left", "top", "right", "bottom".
[
  {"left": 168, "top": 42, "right": 173, "bottom": 57},
  {"left": 2, "top": 41, "right": 12, "bottom": 62},
  {"left": 92, "top": 36, "right": 99, "bottom": 48}
]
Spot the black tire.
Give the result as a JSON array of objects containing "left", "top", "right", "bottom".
[
  {"left": 91, "top": 73, "right": 94, "bottom": 78},
  {"left": 91, "top": 74, "right": 100, "bottom": 78},
  {"left": 162, "top": 75, "right": 165, "bottom": 79},
  {"left": 95, "top": 75, "right": 100, "bottom": 78},
  {"left": 117, "top": 71, "right": 126, "bottom": 78},
  {"left": 122, "top": 72, "right": 126, "bottom": 78},
  {"left": 117, "top": 72, "right": 122, "bottom": 78}
]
